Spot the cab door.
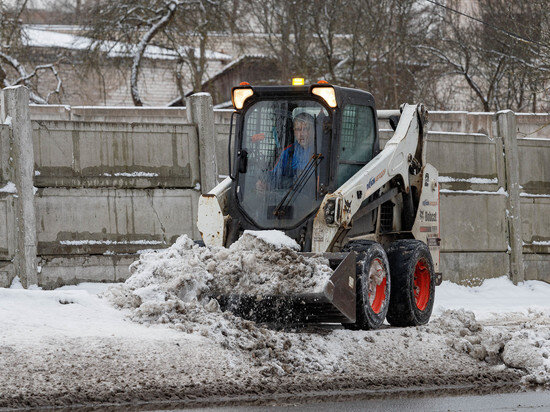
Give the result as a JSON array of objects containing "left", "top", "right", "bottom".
[{"left": 335, "top": 104, "right": 377, "bottom": 188}]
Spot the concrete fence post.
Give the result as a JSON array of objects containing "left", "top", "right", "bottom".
[
  {"left": 496, "top": 110, "right": 524, "bottom": 284},
  {"left": 186, "top": 93, "right": 218, "bottom": 193},
  {"left": 0, "top": 86, "right": 38, "bottom": 287}
]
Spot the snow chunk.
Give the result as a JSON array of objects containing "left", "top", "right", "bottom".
[
  {"left": 0, "top": 182, "right": 17, "bottom": 193},
  {"left": 10, "top": 276, "right": 24, "bottom": 289},
  {"left": 432, "top": 309, "right": 550, "bottom": 385},
  {"left": 242, "top": 230, "right": 300, "bottom": 251}
]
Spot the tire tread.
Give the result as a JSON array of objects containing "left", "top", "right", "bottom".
[{"left": 386, "top": 239, "right": 435, "bottom": 327}]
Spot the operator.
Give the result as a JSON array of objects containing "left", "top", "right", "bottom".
[{"left": 256, "top": 112, "right": 316, "bottom": 191}]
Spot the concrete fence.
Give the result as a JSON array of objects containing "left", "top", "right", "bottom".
[{"left": 0, "top": 85, "right": 548, "bottom": 288}]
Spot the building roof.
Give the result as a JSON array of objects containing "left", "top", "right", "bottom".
[
  {"left": 22, "top": 26, "right": 233, "bottom": 61},
  {"left": 202, "top": 54, "right": 273, "bottom": 85}
]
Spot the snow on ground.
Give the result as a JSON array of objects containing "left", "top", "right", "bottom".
[
  {"left": 0, "top": 234, "right": 549, "bottom": 408},
  {"left": 434, "top": 277, "right": 550, "bottom": 320},
  {"left": 0, "top": 280, "right": 180, "bottom": 341}
]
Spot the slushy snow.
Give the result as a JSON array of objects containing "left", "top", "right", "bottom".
[
  {"left": 102, "top": 231, "right": 333, "bottom": 373},
  {"left": 101, "top": 233, "right": 550, "bottom": 384},
  {"left": 1, "top": 234, "right": 550, "bottom": 408}
]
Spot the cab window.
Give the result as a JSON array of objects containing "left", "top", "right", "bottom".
[{"left": 336, "top": 104, "right": 376, "bottom": 187}]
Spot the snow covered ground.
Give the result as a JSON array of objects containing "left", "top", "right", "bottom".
[{"left": 1, "top": 235, "right": 549, "bottom": 408}]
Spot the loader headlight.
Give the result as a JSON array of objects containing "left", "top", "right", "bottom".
[
  {"left": 324, "top": 198, "right": 336, "bottom": 224},
  {"left": 311, "top": 85, "right": 337, "bottom": 108},
  {"left": 232, "top": 87, "right": 254, "bottom": 110}
]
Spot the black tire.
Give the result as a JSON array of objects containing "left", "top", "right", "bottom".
[
  {"left": 342, "top": 240, "right": 391, "bottom": 330},
  {"left": 386, "top": 239, "right": 435, "bottom": 327},
  {"left": 194, "top": 239, "right": 205, "bottom": 247}
]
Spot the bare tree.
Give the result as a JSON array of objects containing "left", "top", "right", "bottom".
[
  {"left": 0, "top": 0, "right": 63, "bottom": 104},
  {"left": 306, "top": 0, "right": 349, "bottom": 83},
  {"left": 420, "top": 0, "right": 550, "bottom": 111},
  {"left": 167, "top": 0, "right": 232, "bottom": 91},
  {"left": 80, "top": 0, "right": 549, "bottom": 110},
  {"left": 244, "top": 0, "right": 437, "bottom": 108},
  {"left": 338, "top": 0, "right": 436, "bottom": 108},
  {"left": 243, "top": 0, "right": 317, "bottom": 82},
  {"left": 84, "top": 0, "right": 231, "bottom": 106}
]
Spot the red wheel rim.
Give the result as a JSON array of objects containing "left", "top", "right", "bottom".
[
  {"left": 414, "top": 259, "right": 430, "bottom": 311},
  {"left": 368, "top": 258, "right": 387, "bottom": 314}
]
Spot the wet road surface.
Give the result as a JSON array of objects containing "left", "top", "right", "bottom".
[{"left": 193, "top": 390, "right": 550, "bottom": 411}]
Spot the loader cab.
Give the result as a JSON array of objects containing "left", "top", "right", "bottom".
[{"left": 228, "top": 83, "right": 379, "bottom": 245}]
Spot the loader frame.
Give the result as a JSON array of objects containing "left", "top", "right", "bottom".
[{"left": 197, "top": 85, "right": 441, "bottom": 280}]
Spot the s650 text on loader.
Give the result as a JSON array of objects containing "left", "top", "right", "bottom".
[{"left": 197, "top": 81, "right": 442, "bottom": 329}]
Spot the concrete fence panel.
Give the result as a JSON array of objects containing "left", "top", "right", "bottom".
[
  {"left": 429, "top": 112, "right": 494, "bottom": 136},
  {"left": 521, "top": 197, "right": 550, "bottom": 245},
  {"left": 0, "top": 124, "right": 15, "bottom": 286},
  {"left": 517, "top": 138, "right": 550, "bottom": 195},
  {"left": 516, "top": 114, "right": 550, "bottom": 140},
  {"left": 30, "top": 105, "right": 188, "bottom": 124},
  {"left": 35, "top": 187, "right": 200, "bottom": 256},
  {"left": 38, "top": 254, "right": 138, "bottom": 289},
  {"left": 439, "top": 192, "right": 509, "bottom": 252},
  {"left": 516, "top": 125, "right": 550, "bottom": 283},
  {"left": 426, "top": 131, "right": 501, "bottom": 190},
  {"left": 0, "top": 194, "right": 15, "bottom": 260},
  {"left": 33, "top": 121, "right": 200, "bottom": 189}
]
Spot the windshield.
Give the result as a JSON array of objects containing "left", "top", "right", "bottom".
[{"left": 236, "top": 99, "right": 331, "bottom": 229}]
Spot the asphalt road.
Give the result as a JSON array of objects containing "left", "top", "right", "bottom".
[{"left": 194, "top": 390, "right": 550, "bottom": 411}]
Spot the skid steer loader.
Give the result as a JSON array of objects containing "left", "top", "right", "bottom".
[{"left": 197, "top": 81, "right": 442, "bottom": 329}]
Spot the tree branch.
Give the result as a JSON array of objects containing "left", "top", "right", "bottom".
[{"left": 130, "top": 0, "right": 179, "bottom": 106}]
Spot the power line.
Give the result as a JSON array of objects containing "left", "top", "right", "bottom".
[{"left": 425, "top": 0, "right": 548, "bottom": 50}]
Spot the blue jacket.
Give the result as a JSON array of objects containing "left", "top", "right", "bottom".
[{"left": 271, "top": 143, "right": 313, "bottom": 178}]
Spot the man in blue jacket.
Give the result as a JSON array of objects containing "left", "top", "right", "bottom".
[{"left": 256, "top": 112, "right": 315, "bottom": 191}]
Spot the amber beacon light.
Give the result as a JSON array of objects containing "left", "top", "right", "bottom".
[
  {"left": 232, "top": 87, "right": 254, "bottom": 109},
  {"left": 311, "top": 85, "right": 337, "bottom": 108},
  {"left": 292, "top": 77, "right": 305, "bottom": 86}
]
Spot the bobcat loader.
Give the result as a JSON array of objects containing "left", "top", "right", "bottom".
[{"left": 197, "top": 81, "right": 442, "bottom": 329}]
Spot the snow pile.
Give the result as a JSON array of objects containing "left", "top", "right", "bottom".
[
  {"left": 434, "top": 277, "right": 550, "bottom": 320},
  {"left": 103, "top": 231, "right": 334, "bottom": 374},
  {"left": 430, "top": 309, "right": 550, "bottom": 385}
]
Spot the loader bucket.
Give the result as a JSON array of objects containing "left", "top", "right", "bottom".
[{"left": 212, "top": 252, "right": 357, "bottom": 325}]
